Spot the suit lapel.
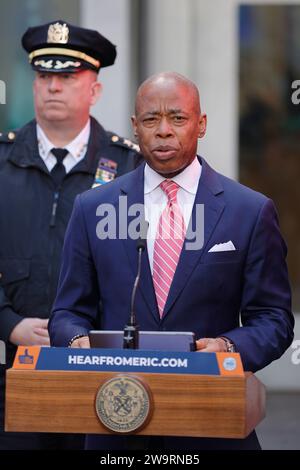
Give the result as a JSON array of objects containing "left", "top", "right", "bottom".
[
  {"left": 119, "top": 164, "right": 159, "bottom": 322},
  {"left": 162, "top": 157, "right": 225, "bottom": 318}
]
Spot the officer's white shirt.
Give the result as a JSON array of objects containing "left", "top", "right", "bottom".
[{"left": 37, "top": 118, "right": 91, "bottom": 173}]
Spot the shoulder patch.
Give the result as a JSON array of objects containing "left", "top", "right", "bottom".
[
  {"left": 0, "top": 130, "right": 17, "bottom": 143},
  {"left": 110, "top": 133, "right": 140, "bottom": 153}
]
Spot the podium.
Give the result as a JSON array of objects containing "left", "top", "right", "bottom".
[{"left": 5, "top": 346, "right": 265, "bottom": 438}]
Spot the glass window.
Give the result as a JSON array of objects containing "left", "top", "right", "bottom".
[{"left": 239, "top": 4, "right": 300, "bottom": 311}]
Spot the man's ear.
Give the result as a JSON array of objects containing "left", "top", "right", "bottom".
[
  {"left": 198, "top": 113, "right": 207, "bottom": 138},
  {"left": 32, "top": 76, "right": 38, "bottom": 96},
  {"left": 131, "top": 115, "right": 138, "bottom": 139},
  {"left": 90, "top": 81, "right": 102, "bottom": 105}
]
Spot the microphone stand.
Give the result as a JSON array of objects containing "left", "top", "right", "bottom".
[{"left": 123, "top": 222, "right": 148, "bottom": 349}]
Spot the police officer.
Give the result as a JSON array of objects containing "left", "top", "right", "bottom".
[{"left": 0, "top": 20, "right": 141, "bottom": 449}]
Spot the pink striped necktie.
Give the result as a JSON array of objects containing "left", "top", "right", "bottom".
[{"left": 153, "top": 180, "right": 186, "bottom": 318}]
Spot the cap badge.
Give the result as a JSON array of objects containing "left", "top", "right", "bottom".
[{"left": 47, "top": 22, "right": 69, "bottom": 44}]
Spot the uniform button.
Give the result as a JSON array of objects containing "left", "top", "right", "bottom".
[
  {"left": 8, "top": 132, "right": 15, "bottom": 140},
  {"left": 111, "top": 135, "right": 119, "bottom": 143},
  {"left": 0, "top": 273, "right": 2, "bottom": 279}
]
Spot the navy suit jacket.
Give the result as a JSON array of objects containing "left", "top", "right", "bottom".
[{"left": 49, "top": 157, "right": 294, "bottom": 373}]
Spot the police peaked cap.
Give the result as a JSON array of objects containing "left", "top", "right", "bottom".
[{"left": 22, "top": 20, "right": 117, "bottom": 73}]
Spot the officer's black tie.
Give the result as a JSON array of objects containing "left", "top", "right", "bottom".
[{"left": 51, "top": 148, "right": 68, "bottom": 187}]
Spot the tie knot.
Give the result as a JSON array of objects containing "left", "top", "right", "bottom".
[
  {"left": 51, "top": 148, "right": 68, "bottom": 164},
  {"left": 160, "top": 180, "right": 179, "bottom": 203}
]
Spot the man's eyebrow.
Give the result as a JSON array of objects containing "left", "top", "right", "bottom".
[
  {"left": 168, "top": 108, "right": 184, "bottom": 114},
  {"left": 142, "top": 111, "right": 161, "bottom": 116},
  {"left": 142, "top": 108, "right": 185, "bottom": 116}
]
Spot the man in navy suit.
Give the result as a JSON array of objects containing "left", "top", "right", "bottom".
[{"left": 49, "top": 72, "right": 294, "bottom": 450}]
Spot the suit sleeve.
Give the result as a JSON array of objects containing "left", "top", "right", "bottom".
[
  {"left": 49, "top": 195, "right": 100, "bottom": 346},
  {"left": 222, "top": 198, "right": 294, "bottom": 372}
]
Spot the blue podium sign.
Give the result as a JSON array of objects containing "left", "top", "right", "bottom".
[{"left": 12, "top": 346, "right": 244, "bottom": 376}]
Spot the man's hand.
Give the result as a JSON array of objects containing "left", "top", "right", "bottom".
[
  {"left": 9, "top": 318, "right": 50, "bottom": 346},
  {"left": 70, "top": 336, "right": 90, "bottom": 348},
  {"left": 196, "top": 337, "right": 227, "bottom": 352}
]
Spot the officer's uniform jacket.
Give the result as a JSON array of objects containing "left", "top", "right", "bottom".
[{"left": 0, "top": 117, "right": 141, "bottom": 357}]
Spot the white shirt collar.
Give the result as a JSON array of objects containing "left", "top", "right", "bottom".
[
  {"left": 37, "top": 118, "right": 91, "bottom": 164},
  {"left": 144, "top": 156, "right": 201, "bottom": 195},
  {"left": 65, "top": 119, "right": 90, "bottom": 160}
]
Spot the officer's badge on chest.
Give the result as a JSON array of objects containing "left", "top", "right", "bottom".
[{"left": 92, "top": 158, "right": 117, "bottom": 188}]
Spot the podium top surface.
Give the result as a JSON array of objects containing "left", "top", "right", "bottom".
[{"left": 12, "top": 346, "right": 244, "bottom": 376}]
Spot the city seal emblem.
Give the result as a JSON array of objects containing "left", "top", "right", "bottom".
[{"left": 95, "top": 375, "right": 152, "bottom": 433}]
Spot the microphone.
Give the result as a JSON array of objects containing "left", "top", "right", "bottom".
[{"left": 123, "top": 220, "right": 149, "bottom": 349}]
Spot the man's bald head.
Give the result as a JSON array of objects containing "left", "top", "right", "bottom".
[{"left": 135, "top": 72, "right": 201, "bottom": 116}]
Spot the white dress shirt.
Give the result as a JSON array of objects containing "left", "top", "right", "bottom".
[
  {"left": 144, "top": 157, "right": 202, "bottom": 273},
  {"left": 37, "top": 118, "right": 91, "bottom": 173}
]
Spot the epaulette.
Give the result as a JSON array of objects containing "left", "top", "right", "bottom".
[
  {"left": 109, "top": 133, "right": 140, "bottom": 153},
  {"left": 0, "top": 130, "right": 18, "bottom": 143}
]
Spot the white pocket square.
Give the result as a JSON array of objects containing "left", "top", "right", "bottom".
[{"left": 208, "top": 241, "right": 236, "bottom": 252}]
